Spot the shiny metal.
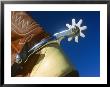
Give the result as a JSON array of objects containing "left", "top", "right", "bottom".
[{"left": 15, "top": 19, "right": 87, "bottom": 64}]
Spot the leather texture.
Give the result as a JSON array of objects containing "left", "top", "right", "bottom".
[
  {"left": 11, "top": 11, "right": 49, "bottom": 76},
  {"left": 11, "top": 11, "right": 79, "bottom": 77}
]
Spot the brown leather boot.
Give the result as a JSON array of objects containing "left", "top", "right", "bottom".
[
  {"left": 11, "top": 11, "right": 79, "bottom": 77},
  {"left": 11, "top": 11, "right": 49, "bottom": 76}
]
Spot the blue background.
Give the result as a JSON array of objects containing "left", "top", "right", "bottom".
[{"left": 27, "top": 11, "right": 100, "bottom": 77}]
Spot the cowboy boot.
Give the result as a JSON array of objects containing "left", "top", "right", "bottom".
[
  {"left": 11, "top": 11, "right": 49, "bottom": 76},
  {"left": 11, "top": 11, "right": 79, "bottom": 77}
]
